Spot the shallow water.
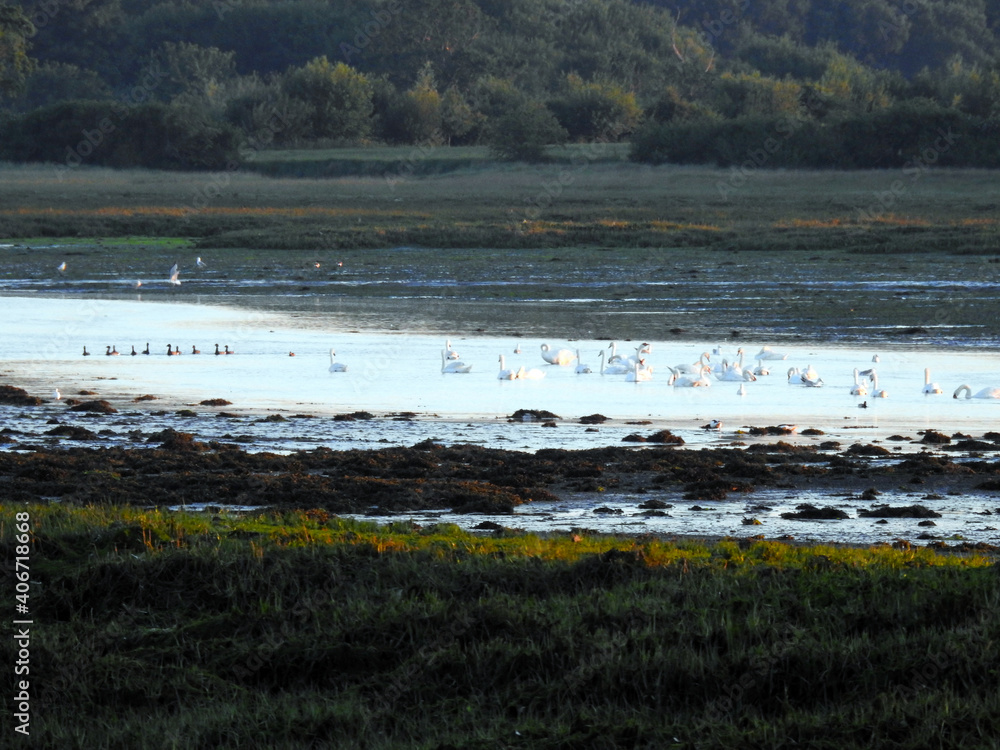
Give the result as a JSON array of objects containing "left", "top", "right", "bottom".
[
  {"left": 3, "top": 294, "right": 1000, "bottom": 446},
  {"left": 3, "top": 254, "right": 1000, "bottom": 546}
]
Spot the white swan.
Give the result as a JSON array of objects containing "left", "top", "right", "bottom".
[
  {"left": 673, "top": 351, "right": 711, "bottom": 375},
  {"left": 625, "top": 360, "right": 653, "bottom": 382},
  {"left": 168, "top": 263, "right": 181, "bottom": 286},
  {"left": 953, "top": 385, "right": 1000, "bottom": 399},
  {"left": 869, "top": 370, "right": 888, "bottom": 398},
  {"left": 801, "top": 364, "right": 823, "bottom": 386},
  {"left": 598, "top": 350, "right": 632, "bottom": 376},
  {"left": 574, "top": 350, "right": 592, "bottom": 374},
  {"left": 922, "top": 368, "right": 943, "bottom": 395},
  {"left": 515, "top": 365, "right": 546, "bottom": 380},
  {"left": 328, "top": 349, "right": 348, "bottom": 372},
  {"left": 444, "top": 340, "right": 460, "bottom": 360},
  {"left": 851, "top": 368, "right": 868, "bottom": 396},
  {"left": 787, "top": 367, "right": 805, "bottom": 385},
  {"left": 441, "top": 350, "right": 471, "bottom": 373},
  {"left": 608, "top": 341, "right": 651, "bottom": 367},
  {"left": 717, "top": 351, "right": 755, "bottom": 382},
  {"left": 671, "top": 365, "right": 712, "bottom": 388},
  {"left": 498, "top": 355, "right": 517, "bottom": 380},
  {"left": 513, "top": 341, "right": 522, "bottom": 355},
  {"left": 752, "top": 359, "right": 771, "bottom": 376},
  {"left": 755, "top": 346, "right": 788, "bottom": 360},
  {"left": 737, "top": 383, "right": 747, "bottom": 396},
  {"left": 53, "top": 388, "right": 61, "bottom": 400},
  {"left": 540, "top": 343, "right": 576, "bottom": 366}
]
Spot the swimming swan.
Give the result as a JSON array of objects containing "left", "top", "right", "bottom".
[
  {"left": 869, "top": 370, "right": 888, "bottom": 398},
  {"left": 598, "top": 350, "right": 632, "bottom": 376},
  {"left": 575, "top": 350, "right": 593, "bottom": 374},
  {"left": 441, "top": 350, "right": 472, "bottom": 373},
  {"left": 671, "top": 365, "right": 712, "bottom": 388},
  {"left": 328, "top": 349, "right": 348, "bottom": 372},
  {"left": 922, "top": 368, "right": 943, "bottom": 395},
  {"left": 850, "top": 368, "right": 868, "bottom": 396},
  {"left": 444, "top": 340, "right": 461, "bottom": 360},
  {"left": 498, "top": 355, "right": 517, "bottom": 380},
  {"left": 540, "top": 343, "right": 576, "bottom": 366},
  {"left": 755, "top": 346, "right": 788, "bottom": 361},
  {"left": 626, "top": 360, "right": 653, "bottom": 382},
  {"left": 953, "top": 385, "right": 1000, "bottom": 399},
  {"left": 515, "top": 365, "right": 546, "bottom": 380},
  {"left": 673, "top": 351, "right": 711, "bottom": 375}
]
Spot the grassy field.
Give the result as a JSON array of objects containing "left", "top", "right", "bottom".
[
  {"left": 3, "top": 502, "right": 999, "bottom": 748},
  {"left": 1, "top": 158, "right": 998, "bottom": 253}
]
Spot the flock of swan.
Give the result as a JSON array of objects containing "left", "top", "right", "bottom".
[
  {"left": 420, "top": 340, "right": 1000, "bottom": 400},
  {"left": 77, "top": 336, "right": 1000, "bottom": 401}
]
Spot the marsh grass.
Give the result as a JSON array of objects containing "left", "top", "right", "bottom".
[
  {"left": 2, "top": 503, "right": 998, "bottom": 748},
  {"left": 1, "top": 161, "right": 998, "bottom": 254}
]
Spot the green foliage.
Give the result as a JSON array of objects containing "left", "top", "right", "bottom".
[
  {"left": 0, "top": 100, "right": 241, "bottom": 170},
  {"left": 549, "top": 74, "right": 643, "bottom": 140},
  {"left": 282, "top": 57, "right": 374, "bottom": 142},
  {"left": 5, "top": 0, "right": 1000, "bottom": 164},
  {"left": 713, "top": 71, "right": 803, "bottom": 118},
  {"left": 399, "top": 62, "right": 444, "bottom": 143},
  {"left": 141, "top": 41, "right": 239, "bottom": 104},
  {"left": 6, "top": 61, "right": 112, "bottom": 111},
  {"left": 484, "top": 99, "right": 567, "bottom": 161},
  {"left": 0, "top": 3, "right": 34, "bottom": 96}
]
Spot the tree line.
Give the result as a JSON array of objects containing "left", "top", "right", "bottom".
[{"left": 1, "top": 0, "right": 999, "bottom": 169}]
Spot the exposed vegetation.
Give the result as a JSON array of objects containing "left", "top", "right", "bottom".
[
  {"left": 1, "top": 161, "right": 998, "bottom": 258},
  {"left": 2, "top": 502, "right": 998, "bottom": 748}
]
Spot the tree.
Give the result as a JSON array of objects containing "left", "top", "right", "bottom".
[
  {"left": 401, "top": 62, "right": 443, "bottom": 143},
  {"left": 549, "top": 73, "right": 642, "bottom": 140},
  {"left": 282, "top": 57, "right": 374, "bottom": 141},
  {"left": 484, "top": 100, "right": 567, "bottom": 161},
  {"left": 7, "top": 61, "right": 110, "bottom": 112},
  {"left": 440, "top": 85, "right": 479, "bottom": 144},
  {"left": 142, "top": 42, "right": 238, "bottom": 104},
  {"left": 0, "top": 4, "right": 33, "bottom": 97}
]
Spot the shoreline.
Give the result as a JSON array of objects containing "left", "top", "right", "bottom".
[{"left": 4, "top": 379, "right": 1000, "bottom": 550}]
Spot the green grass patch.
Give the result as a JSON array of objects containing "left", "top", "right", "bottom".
[{"left": 3, "top": 503, "right": 998, "bottom": 747}]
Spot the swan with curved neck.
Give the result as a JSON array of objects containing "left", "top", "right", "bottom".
[
  {"left": 953, "top": 385, "right": 1000, "bottom": 399},
  {"left": 328, "top": 349, "right": 347, "bottom": 372},
  {"left": 441, "top": 349, "right": 472, "bottom": 373},
  {"left": 673, "top": 351, "right": 711, "bottom": 375},
  {"left": 444, "top": 340, "right": 460, "bottom": 360},
  {"left": 671, "top": 365, "right": 712, "bottom": 388},
  {"left": 574, "top": 350, "right": 592, "bottom": 374},
  {"left": 923, "top": 368, "right": 943, "bottom": 395},
  {"left": 540, "top": 343, "right": 576, "bottom": 366}
]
